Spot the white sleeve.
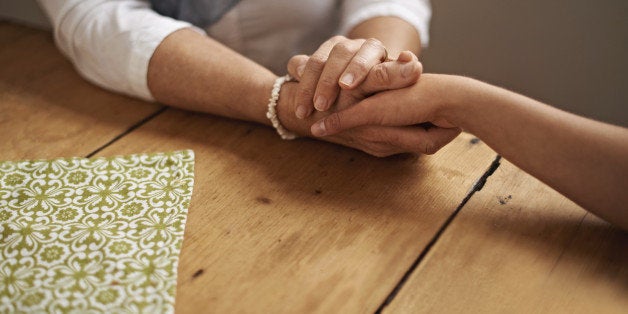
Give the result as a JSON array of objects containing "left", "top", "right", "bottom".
[
  {"left": 36, "top": 0, "right": 203, "bottom": 101},
  {"left": 339, "top": 0, "right": 432, "bottom": 48}
]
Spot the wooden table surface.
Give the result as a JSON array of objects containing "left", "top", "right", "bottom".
[{"left": 1, "top": 22, "right": 626, "bottom": 314}]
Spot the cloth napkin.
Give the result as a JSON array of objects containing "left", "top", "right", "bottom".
[{"left": 0, "top": 150, "right": 195, "bottom": 313}]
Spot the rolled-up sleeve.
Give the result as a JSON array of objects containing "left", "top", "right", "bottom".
[
  {"left": 37, "top": 0, "right": 202, "bottom": 101},
  {"left": 340, "top": 0, "right": 431, "bottom": 48}
]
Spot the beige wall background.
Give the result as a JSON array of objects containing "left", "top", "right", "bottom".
[
  {"left": 422, "top": 0, "right": 627, "bottom": 126},
  {"left": 2, "top": 0, "right": 626, "bottom": 125}
]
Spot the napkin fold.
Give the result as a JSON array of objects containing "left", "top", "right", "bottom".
[{"left": 0, "top": 150, "right": 195, "bottom": 313}]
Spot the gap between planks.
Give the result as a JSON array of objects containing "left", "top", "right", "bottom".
[
  {"left": 375, "top": 155, "right": 503, "bottom": 314},
  {"left": 85, "top": 106, "right": 168, "bottom": 158}
]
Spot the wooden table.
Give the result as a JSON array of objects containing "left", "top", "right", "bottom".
[{"left": 1, "top": 22, "right": 626, "bottom": 314}]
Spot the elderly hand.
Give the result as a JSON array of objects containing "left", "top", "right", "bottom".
[
  {"left": 309, "top": 74, "right": 463, "bottom": 155},
  {"left": 291, "top": 35, "right": 391, "bottom": 119}
]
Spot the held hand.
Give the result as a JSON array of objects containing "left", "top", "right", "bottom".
[
  {"left": 309, "top": 74, "right": 463, "bottom": 155},
  {"left": 279, "top": 55, "right": 459, "bottom": 156},
  {"left": 290, "top": 35, "right": 390, "bottom": 119}
]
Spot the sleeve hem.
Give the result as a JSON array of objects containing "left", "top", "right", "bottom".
[
  {"left": 128, "top": 21, "right": 205, "bottom": 101},
  {"left": 339, "top": 2, "right": 431, "bottom": 48}
]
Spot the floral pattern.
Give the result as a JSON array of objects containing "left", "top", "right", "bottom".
[{"left": 0, "top": 150, "right": 194, "bottom": 313}]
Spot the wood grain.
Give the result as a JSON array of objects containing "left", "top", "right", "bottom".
[
  {"left": 0, "top": 22, "right": 162, "bottom": 160},
  {"left": 385, "top": 160, "right": 628, "bottom": 314},
  {"left": 94, "top": 107, "right": 497, "bottom": 313}
]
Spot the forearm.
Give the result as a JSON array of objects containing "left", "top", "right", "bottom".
[
  {"left": 444, "top": 77, "right": 628, "bottom": 228},
  {"left": 147, "top": 28, "right": 277, "bottom": 125},
  {"left": 348, "top": 16, "right": 421, "bottom": 58}
]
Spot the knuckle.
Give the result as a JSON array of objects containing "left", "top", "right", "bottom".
[
  {"left": 296, "top": 86, "right": 314, "bottom": 102},
  {"left": 352, "top": 130, "right": 393, "bottom": 157},
  {"left": 373, "top": 64, "right": 391, "bottom": 85},
  {"left": 289, "top": 54, "right": 306, "bottom": 64},
  {"left": 287, "top": 56, "right": 298, "bottom": 66},
  {"left": 325, "top": 113, "right": 342, "bottom": 132},
  {"left": 365, "top": 37, "right": 383, "bottom": 48},
  {"left": 352, "top": 56, "right": 370, "bottom": 73},
  {"left": 422, "top": 140, "right": 439, "bottom": 155},
  {"left": 333, "top": 42, "right": 354, "bottom": 56},
  {"left": 330, "top": 35, "right": 347, "bottom": 43},
  {"left": 318, "top": 75, "right": 337, "bottom": 88},
  {"left": 363, "top": 133, "right": 396, "bottom": 157},
  {"left": 308, "top": 55, "right": 326, "bottom": 70}
]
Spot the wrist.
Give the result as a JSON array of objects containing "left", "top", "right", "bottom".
[
  {"left": 433, "top": 75, "right": 479, "bottom": 129},
  {"left": 240, "top": 73, "right": 278, "bottom": 124},
  {"left": 264, "top": 76, "right": 300, "bottom": 140},
  {"left": 275, "top": 82, "right": 313, "bottom": 136}
]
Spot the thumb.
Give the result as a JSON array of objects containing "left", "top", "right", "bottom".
[
  {"left": 355, "top": 51, "right": 422, "bottom": 96},
  {"left": 287, "top": 54, "right": 309, "bottom": 80},
  {"left": 311, "top": 88, "right": 431, "bottom": 136},
  {"left": 310, "top": 98, "right": 382, "bottom": 136}
]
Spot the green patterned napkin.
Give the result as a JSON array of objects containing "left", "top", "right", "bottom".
[{"left": 0, "top": 150, "right": 195, "bottom": 313}]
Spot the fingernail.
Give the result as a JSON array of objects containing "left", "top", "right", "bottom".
[
  {"left": 311, "top": 120, "right": 326, "bottom": 136},
  {"left": 296, "top": 105, "right": 308, "bottom": 119},
  {"left": 314, "top": 95, "right": 327, "bottom": 111},
  {"left": 297, "top": 65, "right": 305, "bottom": 77},
  {"left": 398, "top": 51, "right": 413, "bottom": 63},
  {"left": 401, "top": 62, "right": 416, "bottom": 78},
  {"left": 340, "top": 73, "right": 354, "bottom": 87}
]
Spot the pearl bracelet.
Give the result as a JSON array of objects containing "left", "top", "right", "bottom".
[{"left": 266, "top": 74, "right": 298, "bottom": 140}]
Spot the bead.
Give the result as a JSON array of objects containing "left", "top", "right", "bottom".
[{"left": 267, "top": 74, "right": 298, "bottom": 140}]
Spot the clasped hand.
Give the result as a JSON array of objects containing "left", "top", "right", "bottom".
[{"left": 284, "top": 36, "right": 460, "bottom": 156}]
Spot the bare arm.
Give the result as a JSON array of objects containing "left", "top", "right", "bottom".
[
  {"left": 147, "top": 28, "right": 276, "bottom": 125},
  {"left": 445, "top": 77, "right": 628, "bottom": 229},
  {"left": 312, "top": 74, "right": 628, "bottom": 229}
]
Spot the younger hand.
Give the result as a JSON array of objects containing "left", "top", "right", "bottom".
[{"left": 309, "top": 74, "right": 463, "bottom": 155}]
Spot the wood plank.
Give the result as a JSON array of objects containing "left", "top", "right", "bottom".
[
  {"left": 0, "top": 22, "right": 162, "bottom": 160},
  {"left": 385, "top": 160, "right": 628, "bottom": 313},
  {"left": 94, "top": 107, "right": 497, "bottom": 313}
]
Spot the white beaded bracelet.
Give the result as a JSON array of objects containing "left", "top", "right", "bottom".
[{"left": 266, "top": 74, "right": 298, "bottom": 140}]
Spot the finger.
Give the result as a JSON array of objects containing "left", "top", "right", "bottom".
[
  {"left": 356, "top": 57, "right": 422, "bottom": 96},
  {"left": 310, "top": 88, "right": 428, "bottom": 136},
  {"left": 313, "top": 40, "right": 362, "bottom": 112},
  {"left": 310, "top": 103, "right": 373, "bottom": 137},
  {"left": 287, "top": 55, "right": 310, "bottom": 81},
  {"left": 315, "top": 126, "right": 403, "bottom": 157},
  {"left": 396, "top": 50, "right": 417, "bottom": 63},
  {"left": 338, "top": 125, "right": 460, "bottom": 157},
  {"left": 338, "top": 38, "right": 387, "bottom": 90},
  {"left": 358, "top": 125, "right": 460, "bottom": 155},
  {"left": 295, "top": 36, "right": 346, "bottom": 119}
]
